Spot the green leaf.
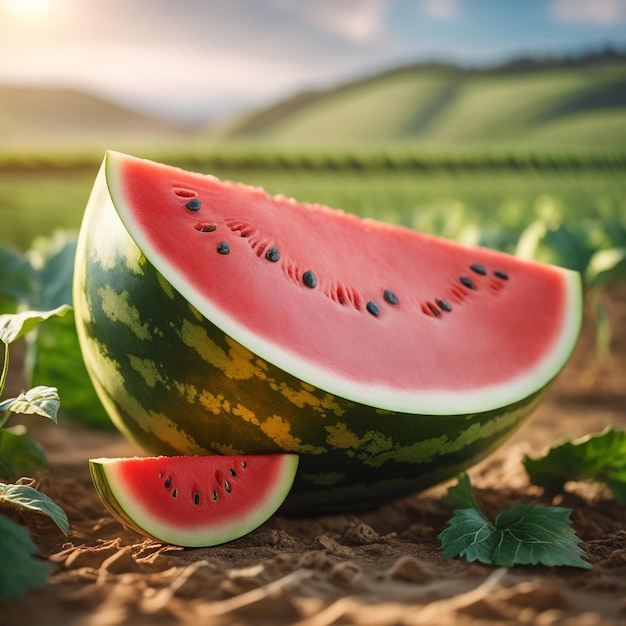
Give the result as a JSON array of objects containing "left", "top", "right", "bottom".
[
  {"left": 491, "top": 505, "right": 590, "bottom": 568},
  {"left": 441, "top": 472, "right": 480, "bottom": 511},
  {"left": 0, "top": 246, "right": 35, "bottom": 312},
  {"left": 439, "top": 475, "right": 590, "bottom": 569},
  {"left": 31, "top": 310, "right": 113, "bottom": 430},
  {"left": 0, "top": 425, "right": 48, "bottom": 478},
  {"left": 5, "top": 386, "right": 60, "bottom": 423},
  {"left": 585, "top": 247, "right": 626, "bottom": 289},
  {"left": 25, "top": 231, "right": 76, "bottom": 311},
  {"left": 524, "top": 427, "right": 626, "bottom": 503},
  {"left": 0, "top": 515, "right": 53, "bottom": 602},
  {"left": 0, "top": 305, "right": 71, "bottom": 345},
  {"left": 0, "top": 483, "right": 69, "bottom": 535},
  {"left": 0, "top": 424, "right": 48, "bottom": 478},
  {"left": 439, "top": 504, "right": 590, "bottom": 569}
]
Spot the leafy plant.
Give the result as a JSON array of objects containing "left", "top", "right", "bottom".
[
  {"left": 516, "top": 206, "right": 626, "bottom": 359},
  {"left": 524, "top": 427, "right": 626, "bottom": 503},
  {"left": 439, "top": 473, "right": 590, "bottom": 569},
  {"left": 0, "top": 307, "right": 70, "bottom": 602},
  {"left": 0, "top": 233, "right": 111, "bottom": 428}
]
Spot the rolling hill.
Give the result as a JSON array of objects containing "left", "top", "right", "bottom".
[
  {"left": 2, "top": 52, "right": 625, "bottom": 153},
  {"left": 0, "top": 85, "right": 183, "bottom": 151},
  {"left": 213, "top": 54, "right": 626, "bottom": 149}
]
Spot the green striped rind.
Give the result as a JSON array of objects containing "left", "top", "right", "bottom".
[
  {"left": 74, "top": 161, "right": 562, "bottom": 513},
  {"left": 89, "top": 459, "right": 150, "bottom": 538},
  {"left": 89, "top": 456, "right": 299, "bottom": 547}
]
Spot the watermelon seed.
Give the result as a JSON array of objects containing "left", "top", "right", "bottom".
[
  {"left": 424, "top": 302, "right": 442, "bottom": 318},
  {"left": 383, "top": 289, "right": 398, "bottom": 305},
  {"left": 241, "top": 460, "right": 248, "bottom": 469},
  {"left": 173, "top": 188, "right": 196, "bottom": 198},
  {"left": 438, "top": 299, "right": 452, "bottom": 313},
  {"left": 217, "top": 242, "right": 230, "bottom": 255},
  {"left": 172, "top": 488, "right": 178, "bottom": 499},
  {"left": 224, "top": 480, "right": 232, "bottom": 493},
  {"left": 494, "top": 270, "right": 509, "bottom": 280},
  {"left": 459, "top": 276, "right": 475, "bottom": 289},
  {"left": 265, "top": 246, "right": 280, "bottom": 262},
  {"left": 194, "top": 223, "right": 217, "bottom": 232},
  {"left": 212, "top": 490, "right": 219, "bottom": 502},
  {"left": 366, "top": 301, "right": 380, "bottom": 317},
  {"left": 470, "top": 263, "right": 487, "bottom": 275},
  {"left": 302, "top": 270, "right": 317, "bottom": 288},
  {"left": 164, "top": 476, "right": 172, "bottom": 489},
  {"left": 229, "top": 468, "right": 237, "bottom": 478},
  {"left": 185, "top": 198, "right": 202, "bottom": 211},
  {"left": 193, "top": 491, "right": 200, "bottom": 505}
]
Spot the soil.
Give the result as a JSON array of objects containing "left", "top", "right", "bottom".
[{"left": 2, "top": 285, "right": 625, "bottom": 626}]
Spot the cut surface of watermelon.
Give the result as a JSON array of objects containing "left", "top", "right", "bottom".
[
  {"left": 105, "top": 151, "right": 581, "bottom": 415},
  {"left": 89, "top": 454, "right": 298, "bottom": 547}
]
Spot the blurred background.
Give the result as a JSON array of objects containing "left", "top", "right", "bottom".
[
  {"left": 1, "top": 0, "right": 625, "bottom": 424},
  {"left": 1, "top": 0, "right": 625, "bottom": 245}
]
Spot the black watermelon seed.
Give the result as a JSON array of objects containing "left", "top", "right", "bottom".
[
  {"left": 212, "top": 490, "right": 219, "bottom": 502},
  {"left": 366, "top": 301, "right": 380, "bottom": 317},
  {"left": 172, "top": 488, "right": 178, "bottom": 499},
  {"left": 383, "top": 289, "right": 398, "bottom": 305},
  {"left": 438, "top": 299, "right": 452, "bottom": 312},
  {"left": 494, "top": 270, "right": 509, "bottom": 280},
  {"left": 224, "top": 480, "right": 232, "bottom": 493},
  {"left": 230, "top": 468, "right": 237, "bottom": 478},
  {"left": 164, "top": 476, "right": 172, "bottom": 489},
  {"left": 459, "top": 276, "right": 475, "bottom": 289},
  {"left": 193, "top": 491, "right": 200, "bottom": 505},
  {"left": 185, "top": 198, "right": 202, "bottom": 211},
  {"left": 241, "top": 460, "right": 248, "bottom": 469},
  {"left": 302, "top": 270, "right": 317, "bottom": 288},
  {"left": 470, "top": 263, "right": 487, "bottom": 275},
  {"left": 217, "top": 242, "right": 230, "bottom": 255},
  {"left": 265, "top": 246, "right": 280, "bottom": 262}
]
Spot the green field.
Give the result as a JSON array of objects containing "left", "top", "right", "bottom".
[{"left": 1, "top": 150, "right": 624, "bottom": 254}]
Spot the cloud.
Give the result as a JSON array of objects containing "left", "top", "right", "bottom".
[
  {"left": 421, "top": 0, "right": 460, "bottom": 21},
  {"left": 551, "top": 0, "right": 626, "bottom": 24},
  {"left": 296, "top": 0, "right": 390, "bottom": 43}
]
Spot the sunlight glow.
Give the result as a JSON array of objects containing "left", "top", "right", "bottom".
[{"left": 3, "top": 0, "right": 52, "bottom": 19}]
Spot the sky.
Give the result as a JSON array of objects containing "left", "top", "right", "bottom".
[{"left": 1, "top": 0, "right": 625, "bottom": 124}]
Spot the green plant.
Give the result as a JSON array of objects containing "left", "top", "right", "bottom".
[
  {"left": 0, "top": 232, "right": 111, "bottom": 429},
  {"left": 439, "top": 473, "right": 590, "bottom": 569},
  {"left": 524, "top": 427, "right": 626, "bottom": 503},
  {"left": 0, "top": 307, "right": 70, "bottom": 602}
]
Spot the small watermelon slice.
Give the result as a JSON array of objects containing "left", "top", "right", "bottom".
[{"left": 89, "top": 454, "right": 298, "bottom": 547}]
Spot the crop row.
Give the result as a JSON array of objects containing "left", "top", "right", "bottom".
[{"left": 1, "top": 146, "right": 626, "bottom": 174}]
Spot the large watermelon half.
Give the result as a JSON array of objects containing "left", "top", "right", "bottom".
[{"left": 73, "top": 151, "right": 582, "bottom": 512}]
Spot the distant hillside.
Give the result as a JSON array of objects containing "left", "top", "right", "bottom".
[
  {"left": 0, "top": 85, "right": 183, "bottom": 150},
  {"left": 214, "top": 52, "right": 626, "bottom": 149}
]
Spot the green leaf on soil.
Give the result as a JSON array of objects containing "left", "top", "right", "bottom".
[
  {"left": 439, "top": 475, "right": 590, "bottom": 569},
  {"left": 0, "top": 515, "right": 53, "bottom": 602},
  {"left": 524, "top": 427, "right": 626, "bottom": 503}
]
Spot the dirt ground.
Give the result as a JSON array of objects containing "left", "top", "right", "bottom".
[{"left": 2, "top": 285, "right": 625, "bottom": 626}]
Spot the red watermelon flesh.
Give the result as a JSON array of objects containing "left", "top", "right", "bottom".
[
  {"left": 106, "top": 151, "right": 581, "bottom": 416},
  {"left": 89, "top": 454, "right": 298, "bottom": 546}
]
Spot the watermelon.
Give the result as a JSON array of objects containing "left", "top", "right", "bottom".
[
  {"left": 89, "top": 454, "right": 298, "bottom": 546},
  {"left": 73, "top": 151, "right": 582, "bottom": 512}
]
